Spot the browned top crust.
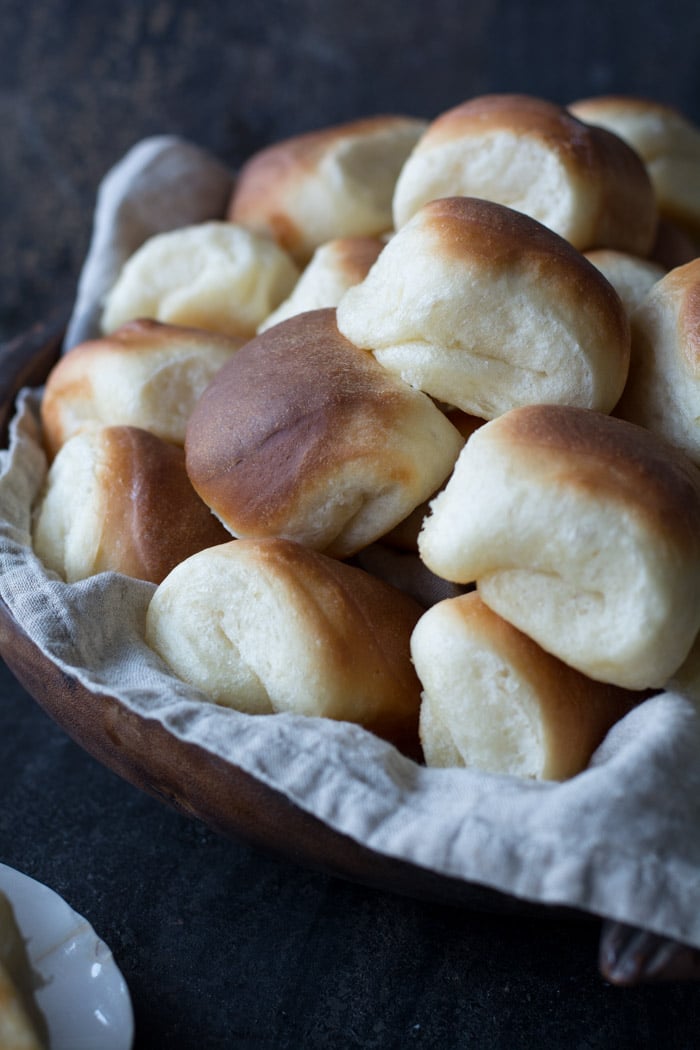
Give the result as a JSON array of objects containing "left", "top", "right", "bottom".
[
  {"left": 488, "top": 403, "right": 700, "bottom": 544},
  {"left": 423, "top": 93, "right": 596, "bottom": 150},
  {"left": 98, "top": 426, "right": 232, "bottom": 582},
  {"left": 184, "top": 308, "right": 463, "bottom": 556},
  {"left": 227, "top": 115, "right": 426, "bottom": 261},
  {"left": 33, "top": 424, "right": 231, "bottom": 584}
]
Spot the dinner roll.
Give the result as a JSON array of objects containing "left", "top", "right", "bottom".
[
  {"left": 412, "top": 593, "right": 642, "bottom": 780},
  {"left": 583, "top": 249, "right": 665, "bottom": 316},
  {"left": 185, "top": 308, "right": 464, "bottom": 558},
  {"left": 336, "top": 197, "right": 630, "bottom": 418},
  {"left": 100, "top": 221, "right": 299, "bottom": 338},
  {"left": 418, "top": 404, "right": 700, "bottom": 690},
  {"left": 146, "top": 537, "right": 424, "bottom": 754},
  {"left": 381, "top": 412, "right": 485, "bottom": 552},
  {"left": 392, "top": 93, "right": 657, "bottom": 255},
  {"left": 258, "top": 236, "right": 384, "bottom": 332},
  {"left": 351, "top": 543, "right": 469, "bottom": 609},
  {"left": 226, "top": 115, "right": 426, "bottom": 263},
  {"left": 615, "top": 258, "right": 700, "bottom": 465},
  {"left": 33, "top": 426, "right": 230, "bottom": 584},
  {"left": 40, "top": 319, "right": 243, "bottom": 458},
  {"left": 568, "top": 95, "right": 700, "bottom": 242}
]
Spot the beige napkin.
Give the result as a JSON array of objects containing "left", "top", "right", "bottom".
[{"left": 3, "top": 137, "right": 700, "bottom": 949}]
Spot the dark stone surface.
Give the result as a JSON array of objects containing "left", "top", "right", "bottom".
[
  {"left": 2, "top": 661, "right": 700, "bottom": 1048},
  {"left": 2, "top": 3, "right": 700, "bottom": 1046}
]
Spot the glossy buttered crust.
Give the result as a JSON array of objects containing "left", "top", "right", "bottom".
[
  {"left": 184, "top": 308, "right": 464, "bottom": 558},
  {"left": 32, "top": 425, "right": 231, "bottom": 584},
  {"left": 392, "top": 93, "right": 658, "bottom": 254},
  {"left": 146, "top": 537, "right": 424, "bottom": 755},
  {"left": 40, "top": 319, "right": 244, "bottom": 458},
  {"left": 227, "top": 115, "right": 427, "bottom": 263},
  {"left": 412, "top": 592, "right": 642, "bottom": 780},
  {"left": 336, "top": 196, "right": 631, "bottom": 418},
  {"left": 418, "top": 404, "right": 700, "bottom": 690}
]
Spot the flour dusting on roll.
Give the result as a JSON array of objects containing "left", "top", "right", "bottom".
[
  {"left": 412, "top": 593, "right": 643, "bottom": 780},
  {"left": 185, "top": 308, "right": 464, "bottom": 558},
  {"left": 418, "top": 404, "right": 700, "bottom": 690},
  {"left": 336, "top": 197, "right": 631, "bottom": 418},
  {"left": 146, "top": 538, "right": 424, "bottom": 755}
]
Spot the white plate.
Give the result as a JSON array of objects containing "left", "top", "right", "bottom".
[{"left": 0, "top": 863, "right": 134, "bottom": 1050}]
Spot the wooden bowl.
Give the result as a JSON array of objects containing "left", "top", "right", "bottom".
[{"left": 2, "top": 319, "right": 698, "bottom": 984}]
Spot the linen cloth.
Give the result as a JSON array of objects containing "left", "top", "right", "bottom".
[{"left": 3, "top": 137, "right": 700, "bottom": 948}]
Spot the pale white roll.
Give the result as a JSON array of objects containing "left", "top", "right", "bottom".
[
  {"left": 393, "top": 93, "right": 657, "bottom": 254},
  {"left": 145, "top": 537, "right": 424, "bottom": 755},
  {"left": 412, "top": 593, "right": 641, "bottom": 780},
  {"left": 101, "top": 220, "right": 299, "bottom": 338},
  {"left": 227, "top": 115, "right": 427, "bottom": 263},
  {"left": 569, "top": 95, "right": 700, "bottom": 242},
  {"left": 32, "top": 426, "right": 230, "bottom": 584},
  {"left": 40, "top": 319, "right": 244, "bottom": 458},
  {"left": 336, "top": 196, "right": 630, "bottom": 419},
  {"left": 584, "top": 249, "right": 665, "bottom": 317},
  {"left": 258, "top": 236, "right": 383, "bottom": 332},
  {"left": 418, "top": 404, "right": 700, "bottom": 690},
  {"left": 615, "top": 258, "right": 700, "bottom": 465}
]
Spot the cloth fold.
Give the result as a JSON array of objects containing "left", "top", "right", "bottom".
[{"left": 4, "top": 137, "right": 700, "bottom": 949}]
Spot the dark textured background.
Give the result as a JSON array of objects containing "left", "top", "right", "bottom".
[
  {"left": 2, "top": 2, "right": 700, "bottom": 1047},
  {"left": 3, "top": 0, "right": 700, "bottom": 343}
]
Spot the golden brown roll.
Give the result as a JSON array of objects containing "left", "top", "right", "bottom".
[
  {"left": 583, "top": 249, "right": 665, "bottom": 316},
  {"left": 0, "top": 892, "right": 47, "bottom": 1050},
  {"left": 100, "top": 221, "right": 299, "bottom": 338},
  {"left": 615, "top": 258, "right": 700, "bottom": 465},
  {"left": 145, "top": 537, "right": 424, "bottom": 755},
  {"left": 185, "top": 308, "right": 464, "bottom": 559},
  {"left": 568, "top": 95, "right": 700, "bottom": 242},
  {"left": 33, "top": 425, "right": 231, "bottom": 584},
  {"left": 40, "top": 319, "right": 244, "bottom": 459},
  {"left": 336, "top": 197, "right": 631, "bottom": 418},
  {"left": 226, "top": 115, "right": 426, "bottom": 263},
  {"left": 392, "top": 93, "right": 657, "bottom": 255},
  {"left": 412, "top": 592, "right": 643, "bottom": 780},
  {"left": 418, "top": 404, "right": 700, "bottom": 690},
  {"left": 258, "top": 236, "right": 384, "bottom": 332}
]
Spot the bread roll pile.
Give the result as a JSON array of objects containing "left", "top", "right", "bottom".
[{"left": 32, "top": 92, "right": 700, "bottom": 774}]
